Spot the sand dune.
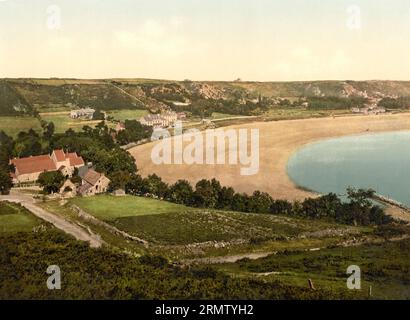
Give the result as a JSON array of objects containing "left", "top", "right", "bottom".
[{"left": 129, "top": 113, "right": 410, "bottom": 201}]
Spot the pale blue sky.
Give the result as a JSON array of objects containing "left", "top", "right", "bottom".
[{"left": 1, "top": 0, "right": 409, "bottom": 80}]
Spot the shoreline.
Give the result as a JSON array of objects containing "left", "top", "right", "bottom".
[{"left": 129, "top": 112, "right": 410, "bottom": 202}]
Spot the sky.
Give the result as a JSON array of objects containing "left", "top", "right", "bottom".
[{"left": 0, "top": 0, "right": 410, "bottom": 81}]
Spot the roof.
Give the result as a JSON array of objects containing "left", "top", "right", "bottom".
[
  {"left": 10, "top": 150, "right": 85, "bottom": 177},
  {"left": 83, "top": 169, "right": 102, "bottom": 185},
  {"left": 77, "top": 182, "right": 93, "bottom": 194},
  {"left": 67, "top": 153, "right": 85, "bottom": 166},
  {"left": 53, "top": 149, "right": 66, "bottom": 162},
  {"left": 11, "top": 155, "right": 57, "bottom": 175}
]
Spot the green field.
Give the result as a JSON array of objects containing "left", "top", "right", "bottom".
[
  {"left": 0, "top": 202, "right": 44, "bottom": 233},
  {"left": 69, "top": 195, "right": 360, "bottom": 247},
  {"left": 39, "top": 113, "right": 104, "bottom": 133},
  {"left": 210, "top": 112, "right": 240, "bottom": 119},
  {"left": 263, "top": 108, "right": 349, "bottom": 120},
  {"left": 0, "top": 116, "right": 41, "bottom": 137},
  {"left": 70, "top": 195, "right": 185, "bottom": 220},
  {"left": 106, "top": 109, "right": 148, "bottom": 122}
]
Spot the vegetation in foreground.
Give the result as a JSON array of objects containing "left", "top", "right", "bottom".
[
  {"left": 0, "top": 201, "right": 45, "bottom": 233},
  {"left": 1, "top": 194, "right": 409, "bottom": 300},
  {"left": 216, "top": 237, "right": 410, "bottom": 300},
  {"left": 0, "top": 228, "right": 363, "bottom": 300}
]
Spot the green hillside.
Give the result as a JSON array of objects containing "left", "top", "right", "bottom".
[
  {"left": 3, "top": 78, "right": 410, "bottom": 117},
  {"left": 0, "top": 80, "right": 34, "bottom": 116}
]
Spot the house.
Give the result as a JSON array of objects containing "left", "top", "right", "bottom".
[
  {"left": 177, "top": 112, "right": 187, "bottom": 120},
  {"left": 139, "top": 111, "right": 181, "bottom": 128},
  {"left": 70, "top": 108, "right": 95, "bottom": 120},
  {"left": 161, "top": 111, "right": 178, "bottom": 123},
  {"left": 115, "top": 122, "right": 126, "bottom": 132},
  {"left": 77, "top": 167, "right": 111, "bottom": 196},
  {"left": 59, "top": 179, "right": 77, "bottom": 197},
  {"left": 10, "top": 150, "right": 84, "bottom": 184},
  {"left": 139, "top": 114, "right": 168, "bottom": 128}
]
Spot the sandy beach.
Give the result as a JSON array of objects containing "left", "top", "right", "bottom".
[{"left": 129, "top": 113, "right": 410, "bottom": 201}]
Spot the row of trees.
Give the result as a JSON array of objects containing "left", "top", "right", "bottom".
[
  {"left": 378, "top": 97, "right": 410, "bottom": 109},
  {"left": 0, "top": 131, "right": 14, "bottom": 194},
  {"left": 305, "top": 96, "right": 369, "bottom": 110},
  {"left": 124, "top": 174, "right": 392, "bottom": 226}
]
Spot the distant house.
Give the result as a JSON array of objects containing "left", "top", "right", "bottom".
[
  {"left": 77, "top": 167, "right": 110, "bottom": 197},
  {"left": 115, "top": 122, "right": 126, "bottom": 132},
  {"left": 10, "top": 150, "right": 84, "bottom": 184},
  {"left": 139, "top": 114, "right": 168, "bottom": 128},
  {"left": 177, "top": 112, "right": 187, "bottom": 120},
  {"left": 370, "top": 107, "right": 386, "bottom": 115},
  {"left": 70, "top": 108, "right": 95, "bottom": 120},
  {"left": 139, "top": 111, "right": 182, "bottom": 128}
]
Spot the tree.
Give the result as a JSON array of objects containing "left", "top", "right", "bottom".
[
  {"left": 231, "top": 193, "right": 249, "bottom": 212},
  {"left": 116, "top": 120, "right": 153, "bottom": 145},
  {"left": 270, "top": 200, "right": 293, "bottom": 215},
  {"left": 247, "top": 191, "right": 273, "bottom": 213},
  {"left": 0, "top": 170, "right": 12, "bottom": 195},
  {"left": 168, "top": 180, "right": 194, "bottom": 205},
  {"left": 193, "top": 179, "right": 219, "bottom": 208},
  {"left": 142, "top": 174, "right": 169, "bottom": 197},
  {"left": 108, "top": 170, "right": 133, "bottom": 191},
  {"left": 42, "top": 122, "right": 55, "bottom": 139},
  {"left": 217, "top": 186, "right": 235, "bottom": 209},
  {"left": 125, "top": 174, "right": 144, "bottom": 195},
  {"left": 38, "top": 171, "right": 65, "bottom": 194},
  {"left": 93, "top": 110, "right": 105, "bottom": 120}
]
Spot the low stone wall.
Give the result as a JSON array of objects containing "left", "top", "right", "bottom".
[{"left": 71, "top": 205, "right": 148, "bottom": 246}]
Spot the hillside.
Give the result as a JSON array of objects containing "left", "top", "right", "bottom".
[
  {"left": 2, "top": 78, "right": 410, "bottom": 117},
  {"left": 0, "top": 80, "right": 34, "bottom": 116}
]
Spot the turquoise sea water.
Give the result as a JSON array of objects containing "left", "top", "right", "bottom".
[{"left": 287, "top": 131, "right": 410, "bottom": 206}]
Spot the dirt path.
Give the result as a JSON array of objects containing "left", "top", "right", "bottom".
[
  {"left": 0, "top": 191, "right": 103, "bottom": 248},
  {"left": 181, "top": 251, "right": 274, "bottom": 265},
  {"left": 110, "top": 83, "right": 145, "bottom": 106},
  {"left": 182, "top": 234, "right": 410, "bottom": 265}
]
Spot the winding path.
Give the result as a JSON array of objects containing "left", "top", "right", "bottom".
[{"left": 0, "top": 190, "right": 103, "bottom": 248}]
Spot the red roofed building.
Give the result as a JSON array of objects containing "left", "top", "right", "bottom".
[{"left": 10, "top": 150, "right": 85, "bottom": 184}]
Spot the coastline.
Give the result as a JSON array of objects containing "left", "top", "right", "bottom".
[{"left": 129, "top": 112, "right": 410, "bottom": 202}]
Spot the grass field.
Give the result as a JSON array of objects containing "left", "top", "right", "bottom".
[
  {"left": 0, "top": 116, "right": 41, "bottom": 137},
  {"left": 210, "top": 112, "right": 241, "bottom": 119},
  {"left": 106, "top": 109, "right": 148, "bottom": 122},
  {"left": 70, "top": 195, "right": 185, "bottom": 220},
  {"left": 69, "top": 195, "right": 361, "bottom": 247},
  {"left": 263, "top": 108, "right": 348, "bottom": 120},
  {"left": 39, "top": 113, "right": 112, "bottom": 133},
  {"left": 0, "top": 202, "right": 44, "bottom": 233}
]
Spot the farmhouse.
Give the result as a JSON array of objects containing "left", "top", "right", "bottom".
[
  {"left": 70, "top": 108, "right": 95, "bottom": 119},
  {"left": 77, "top": 166, "right": 110, "bottom": 196},
  {"left": 10, "top": 150, "right": 85, "bottom": 184}
]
